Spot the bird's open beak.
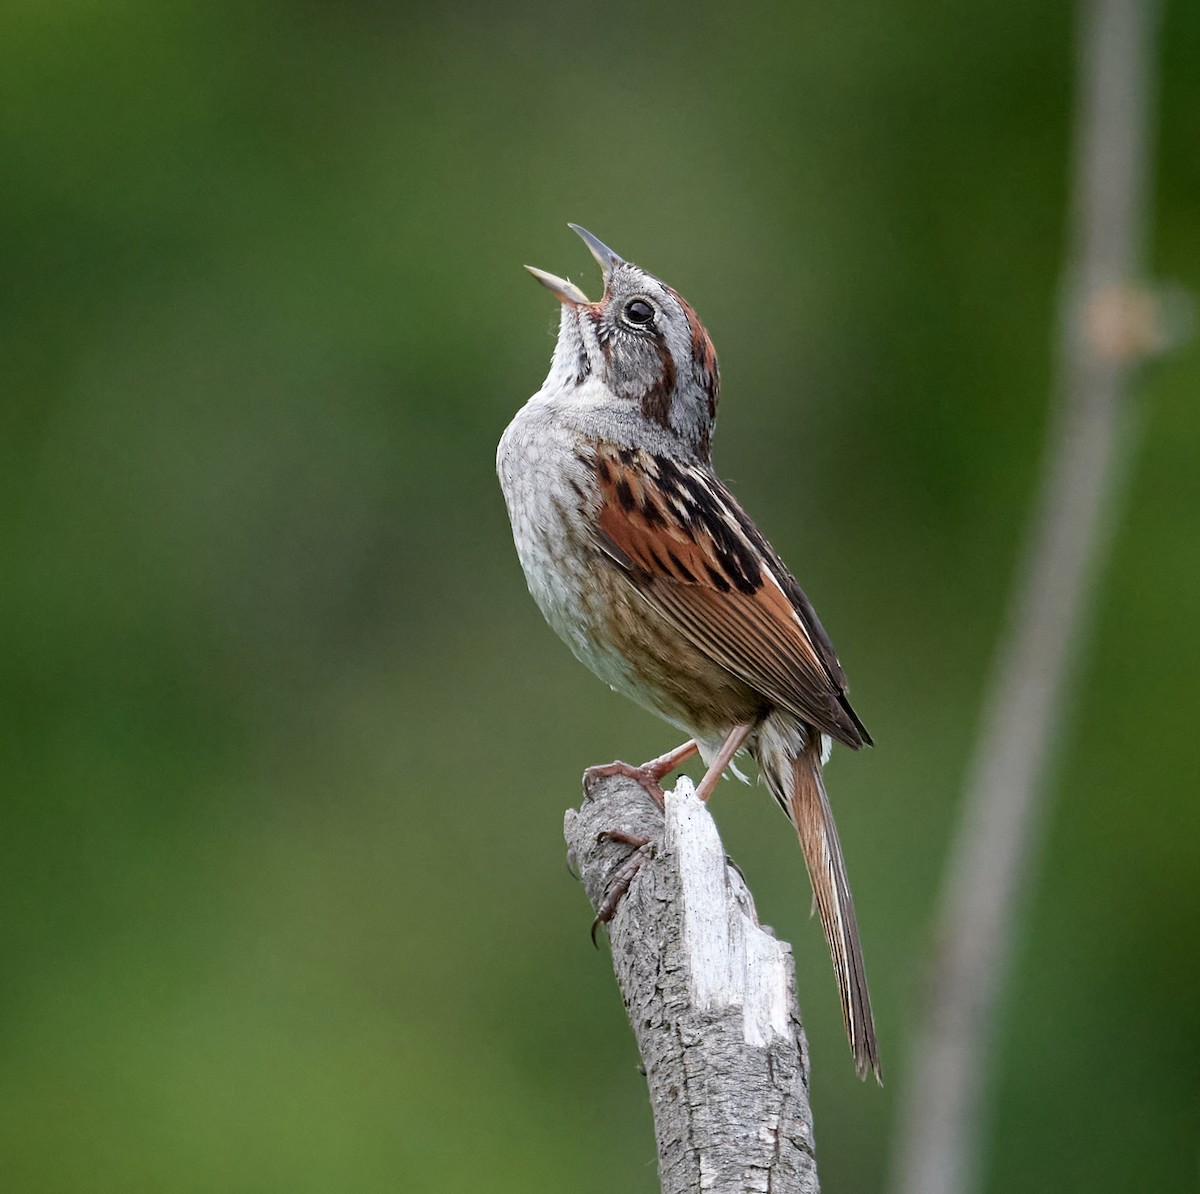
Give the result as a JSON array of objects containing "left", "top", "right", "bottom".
[
  {"left": 568, "top": 224, "right": 625, "bottom": 276},
  {"left": 525, "top": 224, "right": 627, "bottom": 305},
  {"left": 523, "top": 265, "right": 590, "bottom": 306}
]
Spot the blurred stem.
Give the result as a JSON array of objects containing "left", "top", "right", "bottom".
[{"left": 890, "top": 4, "right": 1163, "bottom": 1194}]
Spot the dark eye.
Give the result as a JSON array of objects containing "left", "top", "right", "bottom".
[{"left": 624, "top": 298, "right": 655, "bottom": 325}]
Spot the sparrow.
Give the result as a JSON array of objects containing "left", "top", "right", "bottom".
[{"left": 497, "top": 225, "right": 880, "bottom": 1081}]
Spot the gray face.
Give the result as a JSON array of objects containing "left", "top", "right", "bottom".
[
  {"left": 530, "top": 231, "right": 722, "bottom": 462},
  {"left": 588, "top": 266, "right": 686, "bottom": 399},
  {"left": 570, "top": 262, "right": 721, "bottom": 460}
]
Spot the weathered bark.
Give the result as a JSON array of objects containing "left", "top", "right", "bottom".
[{"left": 565, "top": 774, "right": 820, "bottom": 1194}]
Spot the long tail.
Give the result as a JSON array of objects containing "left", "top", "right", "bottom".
[{"left": 788, "top": 737, "right": 881, "bottom": 1082}]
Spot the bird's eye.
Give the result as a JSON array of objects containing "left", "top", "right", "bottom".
[{"left": 624, "top": 298, "right": 655, "bottom": 325}]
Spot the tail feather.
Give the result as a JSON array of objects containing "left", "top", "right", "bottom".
[{"left": 789, "top": 739, "right": 881, "bottom": 1082}]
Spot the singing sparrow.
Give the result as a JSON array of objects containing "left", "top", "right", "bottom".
[{"left": 497, "top": 225, "right": 880, "bottom": 1081}]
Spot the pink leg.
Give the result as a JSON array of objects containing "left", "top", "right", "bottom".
[
  {"left": 588, "top": 728, "right": 750, "bottom": 940},
  {"left": 583, "top": 739, "right": 699, "bottom": 809},
  {"left": 694, "top": 724, "right": 753, "bottom": 803},
  {"left": 590, "top": 830, "right": 654, "bottom": 944}
]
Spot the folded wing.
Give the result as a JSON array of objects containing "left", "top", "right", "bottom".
[{"left": 588, "top": 444, "right": 870, "bottom": 749}]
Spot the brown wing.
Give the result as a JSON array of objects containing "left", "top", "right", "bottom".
[{"left": 589, "top": 445, "right": 870, "bottom": 749}]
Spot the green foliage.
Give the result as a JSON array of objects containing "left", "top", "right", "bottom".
[{"left": 2, "top": 2, "right": 1198, "bottom": 1190}]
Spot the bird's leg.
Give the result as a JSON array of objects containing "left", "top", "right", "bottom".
[
  {"left": 582, "top": 738, "right": 699, "bottom": 810},
  {"left": 590, "top": 830, "right": 655, "bottom": 944},
  {"left": 587, "top": 729, "right": 750, "bottom": 940},
  {"left": 694, "top": 723, "right": 753, "bottom": 803},
  {"left": 583, "top": 740, "right": 699, "bottom": 940}
]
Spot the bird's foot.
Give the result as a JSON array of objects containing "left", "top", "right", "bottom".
[
  {"left": 590, "top": 831, "right": 653, "bottom": 945},
  {"left": 582, "top": 760, "right": 668, "bottom": 809},
  {"left": 581, "top": 738, "right": 699, "bottom": 810}
]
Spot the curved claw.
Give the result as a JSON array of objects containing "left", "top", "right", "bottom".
[
  {"left": 582, "top": 760, "right": 666, "bottom": 809},
  {"left": 590, "top": 833, "right": 653, "bottom": 945}
]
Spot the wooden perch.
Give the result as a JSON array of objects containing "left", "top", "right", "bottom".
[{"left": 564, "top": 773, "right": 820, "bottom": 1194}]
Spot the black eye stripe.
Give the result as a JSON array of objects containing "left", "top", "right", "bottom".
[{"left": 624, "top": 298, "right": 655, "bottom": 325}]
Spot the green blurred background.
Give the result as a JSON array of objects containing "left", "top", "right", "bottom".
[{"left": 3, "top": 2, "right": 1198, "bottom": 1191}]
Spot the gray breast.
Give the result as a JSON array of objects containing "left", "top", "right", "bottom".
[{"left": 497, "top": 400, "right": 612, "bottom": 670}]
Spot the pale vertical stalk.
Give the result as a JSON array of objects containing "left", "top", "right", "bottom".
[
  {"left": 890, "top": 4, "right": 1163, "bottom": 1194},
  {"left": 565, "top": 776, "right": 820, "bottom": 1194}
]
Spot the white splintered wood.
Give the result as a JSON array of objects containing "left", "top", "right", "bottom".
[
  {"left": 668, "top": 779, "right": 792, "bottom": 1048},
  {"left": 565, "top": 772, "right": 819, "bottom": 1194}
]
